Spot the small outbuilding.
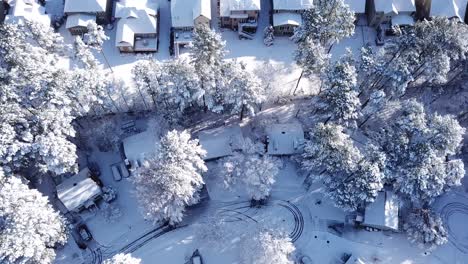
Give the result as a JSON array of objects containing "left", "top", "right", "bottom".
[
  {"left": 362, "top": 191, "right": 399, "bottom": 231},
  {"left": 122, "top": 130, "right": 159, "bottom": 168},
  {"left": 198, "top": 125, "right": 245, "bottom": 160},
  {"left": 56, "top": 168, "right": 102, "bottom": 213},
  {"left": 266, "top": 123, "right": 304, "bottom": 155}
]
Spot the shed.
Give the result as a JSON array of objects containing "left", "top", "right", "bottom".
[
  {"left": 362, "top": 191, "right": 399, "bottom": 231},
  {"left": 123, "top": 130, "right": 159, "bottom": 167},
  {"left": 266, "top": 123, "right": 304, "bottom": 155},
  {"left": 56, "top": 168, "right": 102, "bottom": 213},
  {"left": 198, "top": 125, "right": 245, "bottom": 160}
]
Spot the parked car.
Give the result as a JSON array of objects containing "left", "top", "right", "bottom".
[
  {"left": 119, "top": 163, "right": 130, "bottom": 178},
  {"left": 77, "top": 224, "right": 92, "bottom": 241},
  {"left": 111, "top": 164, "right": 122, "bottom": 182},
  {"left": 191, "top": 249, "right": 203, "bottom": 264}
]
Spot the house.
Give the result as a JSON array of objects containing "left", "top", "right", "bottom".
[
  {"left": 64, "top": 0, "right": 111, "bottom": 34},
  {"left": 219, "top": 0, "right": 260, "bottom": 31},
  {"left": 171, "top": 0, "right": 211, "bottom": 56},
  {"left": 344, "top": 0, "right": 367, "bottom": 19},
  {"left": 198, "top": 125, "right": 245, "bottom": 160},
  {"left": 428, "top": 0, "right": 468, "bottom": 23},
  {"left": 122, "top": 130, "right": 159, "bottom": 168},
  {"left": 114, "top": 0, "right": 159, "bottom": 53},
  {"left": 366, "top": 0, "right": 416, "bottom": 27},
  {"left": 271, "top": 0, "right": 313, "bottom": 35},
  {"left": 266, "top": 123, "right": 304, "bottom": 155},
  {"left": 3, "top": 0, "right": 50, "bottom": 25},
  {"left": 56, "top": 168, "right": 102, "bottom": 213},
  {"left": 362, "top": 191, "right": 399, "bottom": 231}
]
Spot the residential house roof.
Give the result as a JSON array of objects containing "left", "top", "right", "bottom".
[
  {"left": 272, "top": 0, "right": 313, "bottom": 11},
  {"left": 198, "top": 125, "right": 245, "bottom": 160},
  {"left": 363, "top": 191, "right": 399, "bottom": 231},
  {"left": 115, "top": 0, "right": 158, "bottom": 47},
  {"left": 4, "top": 0, "right": 51, "bottom": 25},
  {"left": 171, "top": 0, "right": 211, "bottom": 28},
  {"left": 430, "top": 0, "right": 468, "bottom": 22},
  {"left": 64, "top": 0, "right": 107, "bottom": 13},
  {"left": 56, "top": 168, "right": 102, "bottom": 212},
  {"left": 266, "top": 123, "right": 305, "bottom": 155},
  {"left": 374, "top": 0, "right": 415, "bottom": 14},
  {"left": 65, "top": 13, "right": 95, "bottom": 29},
  {"left": 273, "top": 12, "right": 302, "bottom": 26},
  {"left": 220, "top": 0, "right": 261, "bottom": 17},
  {"left": 343, "top": 0, "right": 366, "bottom": 14}
]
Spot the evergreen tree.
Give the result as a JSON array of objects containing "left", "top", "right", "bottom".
[{"left": 403, "top": 208, "right": 448, "bottom": 250}]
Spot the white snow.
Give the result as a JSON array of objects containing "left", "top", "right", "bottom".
[
  {"left": 363, "top": 191, "right": 399, "bottom": 231},
  {"left": 273, "top": 12, "right": 302, "bottom": 27},
  {"left": 63, "top": 0, "right": 106, "bottom": 13},
  {"left": 171, "top": 0, "right": 211, "bottom": 28},
  {"left": 220, "top": 0, "right": 261, "bottom": 17},
  {"left": 4, "top": 0, "right": 51, "bottom": 25},
  {"left": 56, "top": 168, "right": 102, "bottom": 212},
  {"left": 374, "top": 0, "right": 415, "bottom": 13},
  {"left": 272, "top": 0, "right": 313, "bottom": 11},
  {"left": 266, "top": 123, "right": 304, "bottom": 155},
  {"left": 391, "top": 13, "right": 415, "bottom": 25},
  {"left": 198, "top": 125, "right": 245, "bottom": 160},
  {"left": 344, "top": 0, "right": 366, "bottom": 14},
  {"left": 430, "top": 0, "right": 468, "bottom": 22},
  {"left": 122, "top": 130, "right": 159, "bottom": 166}
]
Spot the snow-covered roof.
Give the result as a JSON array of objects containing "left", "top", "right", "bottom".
[
  {"left": 266, "top": 123, "right": 304, "bottom": 155},
  {"left": 65, "top": 13, "right": 95, "bottom": 29},
  {"left": 272, "top": 0, "right": 313, "bottom": 11},
  {"left": 64, "top": 0, "right": 107, "bottom": 13},
  {"left": 4, "top": 0, "right": 51, "bottom": 25},
  {"left": 273, "top": 12, "right": 302, "bottom": 26},
  {"left": 198, "top": 125, "right": 245, "bottom": 160},
  {"left": 171, "top": 0, "right": 211, "bottom": 28},
  {"left": 430, "top": 0, "right": 468, "bottom": 22},
  {"left": 374, "top": 0, "right": 415, "bottom": 14},
  {"left": 343, "top": 0, "right": 366, "bottom": 14},
  {"left": 220, "top": 0, "right": 261, "bottom": 17},
  {"left": 123, "top": 130, "right": 159, "bottom": 166},
  {"left": 56, "top": 168, "right": 102, "bottom": 212},
  {"left": 363, "top": 191, "right": 399, "bottom": 231},
  {"left": 345, "top": 256, "right": 367, "bottom": 264},
  {"left": 391, "top": 13, "right": 414, "bottom": 25},
  {"left": 115, "top": 0, "right": 158, "bottom": 47}
]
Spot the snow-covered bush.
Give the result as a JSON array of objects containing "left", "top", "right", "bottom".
[
  {"left": 263, "top": 25, "right": 274, "bottom": 46},
  {"left": 102, "top": 253, "right": 141, "bottom": 264},
  {"left": 403, "top": 208, "right": 448, "bottom": 250},
  {"left": 0, "top": 172, "right": 68, "bottom": 264},
  {"left": 240, "top": 229, "right": 295, "bottom": 264},
  {"left": 132, "top": 130, "right": 207, "bottom": 225}
]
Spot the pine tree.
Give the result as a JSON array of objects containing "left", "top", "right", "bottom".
[
  {"left": 240, "top": 229, "right": 295, "bottom": 264},
  {"left": 0, "top": 171, "right": 68, "bottom": 264},
  {"left": 403, "top": 208, "right": 448, "bottom": 250},
  {"left": 132, "top": 130, "right": 207, "bottom": 225}
]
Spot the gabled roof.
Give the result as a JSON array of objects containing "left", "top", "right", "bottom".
[
  {"left": 343, "top": 0, "right": 366, "bottom": 14},
  {"left": 273, "top": 12, "right": 302, "bottom": 26},
  {"left": 430, "top": 0, "right": 468, "bottom": 22},
  {"left": 266, "top": 123, "right": 305, "bottom": 155},
  {"left": 374, "top": 0, "right": 415, "bottom": 14},
  {"left": 363, "top": 191, "right": 399, "bottom": 231},
  {"left": 57, "top": 168, "right": 102, "bottom": 212},
  {"left": 64, "top": 0, "right": 107, "bottom": 13},
  {"left": 4, "top": 0, "right": 51, "bottom": 25},
  {"left": 272, "top": 0, "right": 313, "bottom": 11},
  {"left": 220, "top": 0, "right": 261, "bottom": 17},
  {"left": 65, "top": 13, "right": 95, "bottom": 29},
  {"left": 115, "top": 0, "right": 158, "bottom": 18},
  {"left": 198, "top": 125, "right": 245, "bottom": 160},
  {"left": 171, "top": 0, "right": 211, "bottom": 28}
]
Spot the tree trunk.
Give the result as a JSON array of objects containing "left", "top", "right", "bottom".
[
  {"left": 293, "top": 69, "right": 304, "bottom": 95},
  {"left": 240, "top": 104, "right": 246, "bottom": 121}
]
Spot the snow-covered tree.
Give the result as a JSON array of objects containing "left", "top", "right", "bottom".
[
  {"left": 403, "top": 208, "right": 448, "bottom": 250},
  {"left": 73, "top": 36, "right": 99, "bottom": 69},
  {"left": 263, "top": 25, "right": 274, "bottom": 46},
  {"left": 294, "top": 38, "right": 330, "bottom": 79},
  {"left": 0, "top": 172, "right": 68, "bottom": 264},
  {"left": 83, "top": 21, "right": 108, "bottom": 50},
  {"left": 240, "top": 229, "right": 295, "bottom": 264},
  {"left": 321, "top": 52, "right": 361, "bottom": 127},
  {"left": 132, "top": 59, "right": 162, "bottom": 111},
  {"left": 377, "top": 100, "right": 465, "bottom": 205},
  {"left": 132, "top": 130, "right": 207, "bottom": 225},
  {"left": 190, "top": 25, "right": 228, "bottom": 112},
  {"left": 293, "top": 0, "right": 355, "bottom": 47},
  {"left": 223, "top": 61, "right": 266, "bottom": 119},
  {"left": 102, "top": 253, "right": 141, "bottom": 264}
]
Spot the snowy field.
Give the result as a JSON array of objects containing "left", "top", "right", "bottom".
[{"left": 28, "top": 0, "right": 468, "bottom": 263}]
